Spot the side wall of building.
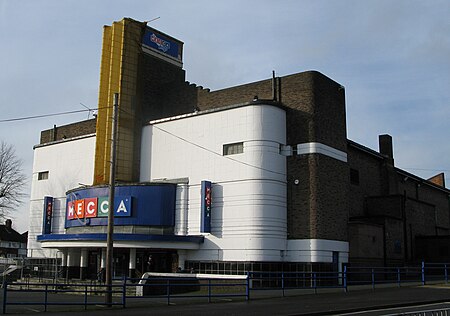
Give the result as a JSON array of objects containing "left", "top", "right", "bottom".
[
  {"left": 140, "top": 104, "right": 287, "bottom": 262},
  {"left": 27, "top": 136, "right": 96, "bottom": 257},
  {"left": 197, "top": 71, "right": 350, "bottom": 243},
  {"left": 347, "top": 141, "right": 450, "bottom": 265}
]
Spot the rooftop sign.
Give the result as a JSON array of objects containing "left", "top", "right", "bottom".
[{"left": 142, "top": 27, "right": 183, "bottom": 65}]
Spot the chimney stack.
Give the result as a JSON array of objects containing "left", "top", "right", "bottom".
[
  {"left": 5, "top": 219, "right": 12, "bottom": 230},
  {"left": 379, "top": 134, "right": 394, "bottom": 161}
]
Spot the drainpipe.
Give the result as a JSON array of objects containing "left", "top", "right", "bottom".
[
  {"left": 272, "top": 70, "right": 277, "bottom": 101},
  {"left": 52, "top": 125, "right": 57, "bottom": 141}
]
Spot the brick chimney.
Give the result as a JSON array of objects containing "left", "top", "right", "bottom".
[
  {"left": 379, "top": 134, "right": 398, "bottom": 194},
  {"left": 379, "top": 134, "right": 394, "bottom": 161}
]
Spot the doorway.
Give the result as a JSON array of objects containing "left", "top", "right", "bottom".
[{"left": 136, "top": 249, "right": 176, "bottom": 274}]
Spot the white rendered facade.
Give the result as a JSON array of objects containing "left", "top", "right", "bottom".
[
  {"left": 27, "top": 103, "right": 348, "bottom": 274},
  {"left": 27, "top": 135, "right": 96, "bottom": 257},
  {"left": 141, "top": 104, "right": 287, "bottom": 263}
]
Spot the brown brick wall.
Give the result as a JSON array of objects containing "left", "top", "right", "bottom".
[
  {"left": 347, "top": 146, "right": 384, "bottom": 217},
  {"left": 288, "top": 154, "right": 349, "bottom": 241},
  {"left": 198, "top": 71, "right": 347, "bottom": 150},
  {"left": 348, "top": 222, "right": 384, "bottom": 265},
  {"left": 416, "top": 236, "right": 450, "bottom": 262},
  {"left": 404, "top": 198, "right": 437, "bottom": 259},
  {"left": 138, "top": 54, "right": 199, "bottom": 121},
  {"left": 197, "top": 71, "right": 349, "bottom": 242},
  {"left": 384, "top": 217, "right": 405, "bottom": 264},
  {"left": 366, "top": 195, "right": 403, "bottom": 219},
  {"left": 40, "top": 119, "right": 96, "bottom": 144},
  {"left": 348, "top": 142, "right": 449, "bottom": 264},
  {"left": 428, "top": 173, "right": 446, "bottom": 187},
  {"left": 395, "top": 173, "right": 449, "bottom": 233},
  {"left": 287, "top": 155, "right": 311, "bottom": 239}
]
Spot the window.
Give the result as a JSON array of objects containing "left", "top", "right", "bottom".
[
  {"left": 223, "top": 142, "right": 243, "bottom": 156},
  {"left": 38, "top": 171, "right": 49, "bottom": 180},
  {"left": 350, "top": 168, "right": 359, "bottom": 185}
]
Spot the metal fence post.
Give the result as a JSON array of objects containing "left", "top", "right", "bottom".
[
  {"left": 84, "top": 285, "right": 88, "bottom": 310},
  {"left": 281, "top": 272, "right": 285, "bottom": 297},
  {"left": 44, "top": 284, "right": 48, "bottom": 312},
  {"left": 371, "top": 269, "right": 375, "bottom": 290},
  {"left": 246, "top": 272, "right": 250, "bottom": 301},
  {"left": 166, "top": 280, "right": 170, "bottom": 305},
  {"left": 208, "top": 279, "right": 211, "bottom": 303},
  {"left": 20, "top": 257, "right": 24, "bottom": 282},
  {"left": 421, "top": 261, "right": 425, "bottom": 285},
  {"left": 445, "top": 264, "right": 448, "bottom": 284},
  {"left": 122, "top": 277, "right": 127, "bottom": 308},
  {"left": 313, "top": 273, "right": 317, "bottom": 294},
  {"left": 2, "top": 281, "right": 8, "bottom": 315},
  {"left": 343, "top": 266, "right": 347, "bottom": 292}
]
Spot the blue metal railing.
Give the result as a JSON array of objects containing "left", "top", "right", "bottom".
[
  {"left": 247, "top": 262, "right": 450, "bottom": 297},
  {"left": 345, "top": 266, "right": 423, "bottom": 288},
  {"left": 124, "top": 276, "right": 248, "bottom": 306},
  {"left": 2, "top": 262, "right": 450, "bottom": 313},
  {"left": 249, "top": 271, "right": 347, "bottom": 296},
  {"left": 2, "top": 281, "right": 124, "bottom": 314},
  {"left": 1, "top": 276, "right": 248, "bottom": 314}
]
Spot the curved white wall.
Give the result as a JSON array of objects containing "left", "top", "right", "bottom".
[
  {"left": 140, "top": 104, "right": 287, "bottom": 262},
  {"left": 26, "top": 105, "right": 348, "bottom": 266}
]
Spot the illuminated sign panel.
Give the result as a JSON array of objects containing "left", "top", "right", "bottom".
[
  {"left": 42, "top": 196, "right": 53, "bottom": 234},
  {"left": 85, "top": 198, "right": 97, "bottom": 218},
  {"left": 64, "top": 184, "right": 176, "bottom": 228},
  {"left": 141, "top": 27, "right": 183, "bottom": 64},
  {"left": 66, "top": 196, "right": 132, "bottom": 221},
  {"left": 200, "top": 181, "right": 212, "bottom": 233}
]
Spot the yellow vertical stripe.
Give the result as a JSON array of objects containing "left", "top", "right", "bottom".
[{"left": 94, "top": 18, "right": 144, "bottom": 185}]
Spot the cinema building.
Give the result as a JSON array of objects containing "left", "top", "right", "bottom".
[{"left": 27, "top": 18, "right": 450, "bottom": 279}]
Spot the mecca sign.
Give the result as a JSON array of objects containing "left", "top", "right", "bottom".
[{"left": 66, "top": 196, "right": 132, "bottom": 220}]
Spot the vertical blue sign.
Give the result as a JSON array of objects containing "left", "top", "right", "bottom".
[
  {"left": 42, "top": 196, "right": 53, "bottom": 234},
  {"left": 200, "top": 181, "right": 212, "bottom": 233}
]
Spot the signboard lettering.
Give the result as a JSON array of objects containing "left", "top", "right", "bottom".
[
  {"left": 66, "top": 196, "right": 132, "bottom": 220},
  {"left": 141, "top": 27, "right": 182, "bottom": 63},
  {"left": 42, "top": 196, "right": 53, "bottom": 234},
  {"left": 200, "top": 181, "right": 212, "bottom": 233}
]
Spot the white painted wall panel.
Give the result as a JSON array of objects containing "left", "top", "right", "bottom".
[
  {"left": 27, "top": 104, "right": 349, "bottom": 265},
  {"left": 27, "top": 136, "right": 96, "bottom": 257},
  {"left": 141, "top": 105, "right": 287, "bottom": 262}
]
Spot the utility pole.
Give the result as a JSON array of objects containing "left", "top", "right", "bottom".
[{"left": 105, "top": 93, "right": 118, "bottom": 306}]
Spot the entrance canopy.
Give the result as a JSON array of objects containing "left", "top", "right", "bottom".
[{"left": 37, "top": 233, "right": 204, "bottom": 250}]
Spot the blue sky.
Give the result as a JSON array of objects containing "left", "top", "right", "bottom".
[{"left": 0, "top": 0, "right": 449, "bottom": 232}]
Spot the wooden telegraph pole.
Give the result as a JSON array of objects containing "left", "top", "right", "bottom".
[{"left": 105, "top": 93, "right": 118, "bottom": 306}]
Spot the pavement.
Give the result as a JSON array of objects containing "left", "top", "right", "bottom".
[{"left": 4, "top": 283, "right": 450, "bottom": 315}]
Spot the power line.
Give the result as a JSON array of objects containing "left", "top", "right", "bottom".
[
  {"left": 403, "top": 167, "right": 450, "bottom": 172},
  {"left": 3, "top": 106, "right": 447, "bottom": 179},
  {"left": 152, "top": 125, "right": 287, "bottom": 177},
  {"left": 0, "top": 107, "right": 109, "bottom": 123},
  {"left": 0, "top": 109, "right": 92, "bottom": 123}
]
